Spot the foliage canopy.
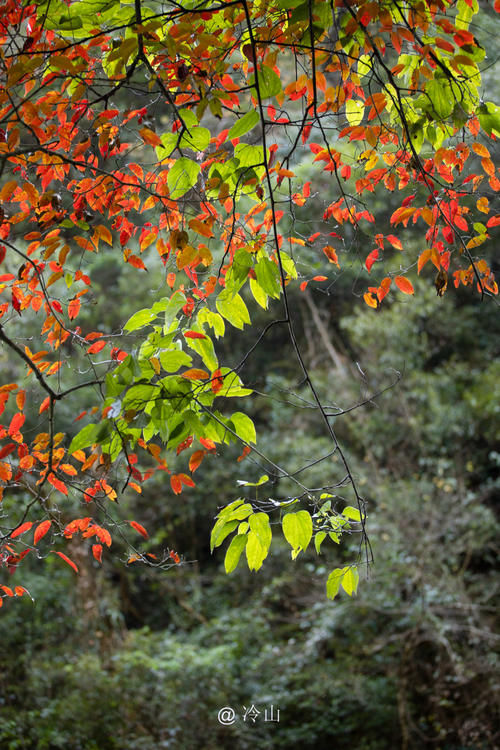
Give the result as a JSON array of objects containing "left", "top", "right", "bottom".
[{"left": 0, "top": 0, "right": 499, "bottom": 603}]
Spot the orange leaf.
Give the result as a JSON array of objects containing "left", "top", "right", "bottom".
[
  {"left": 34, "top": 520, "right": 51, "bottom": 545},
  {"left": 323, "top": 245, "right": 340, "bottom": 268},
  {"left": 394, "top": 276, "right": 414, "bottom": 295},
  {"left": 472, "top": 143, "right": 490, "bottom": 158},
  {"left": 181, "top": 368, "right": 209, "bottom": 380},
  {"left": 11, "top": 521, "right": 33, "bottom": 539},
  {"left": 92, "top": 544, "right": 103, "bottom": 563},
  {"left": 188, "top": 218, "right": 214, "bottom": 238},
  {"left": 363, "top": 291, "right": 379, "bottom": 308},
  {"left": 0, "top": 461, "right": 12, "bottom": 482},
  {"left": 68, "top": 298, "right": 81, "bottom": 320},
  {"left": 418, "top": 249, "right": 432, "bottom": 274},
  {"left": 16, "top": 390, "right": 25, "bottom": 411},
  {"left": 129, "top": 520, "right": 149, "bottom": 539},
  {"left": 8, "top": 412, "right": 25, "bottom": 436},
  {"left": 170, "top": 473, "right": 195, "bottom": 494},
  {"left": 48, "top": 473, "right": 68, "bottom": 495},
  {"left": 39, "top": 396, "right": 51, "bottom": 414},
  {"left": 481, "top": 157, "right": 495, "bottom": 177},
  {"left": 53, "top": 551, "right": 79, "bottom": 573},
  {"left": 139, "top": 127, "right": 162, "bottom": 147},
  {"left": 126, "top": 254, "right": 146, "bottom": 270},
  {"left": 189, "top": 450, "right": 205, "bottom": 473},
  {"left": 378, "top": 277, "right": 392, "bottom": 301}
]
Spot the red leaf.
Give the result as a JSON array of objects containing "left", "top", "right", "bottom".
[
  {"left": 200, "top": 437, "right": 216, "bottom": 451},
  {"left": 184, "top": 331, "right": 207, "bottom": 339},
  {"left": 11, "top": 521, "right": 33, "bottom": 539},
  {"left": 87, "top": 340, "right": 106, "bottom": 354},
  {"left": 386, "top": 234, "right": 403, "bottom": 251},
  {"left": 394, "top": 276, "right": 414, "bottom": 295},
  {"left": 8, "top": 412, "right": 25, "bottom": 436},
  {"left": 169, "top": 550, "right": 180, "bottom": 564},
  {"left": 170, "top": 473, "right": 195, "bottom": 494},
  {"left": 53, "top": 551, "right": 79, "bottom": 573},
  {"left": 34, "top": 520, "right": 51, "bottom": 545},
  {"left": 170, "top": 475, "right": 182, "bottom": 494},
  {"left": 211, "top": 368, "right": 224, "bottom": 395},
  {"left": 129, "top": 520, "right": 149, "bottom": 539},
  {"left": 237, "top": 445, "right": 251, "bottom": 462},
  {"left": 365, "top": 249, "right": 379, "bottom": 272},
  {"left": 92, "top": 544, "right": 103, "bottom": 563}
]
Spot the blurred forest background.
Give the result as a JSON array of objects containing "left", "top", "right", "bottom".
[{"left": 1, "top": 7, "right": 499, "bottom": 750}]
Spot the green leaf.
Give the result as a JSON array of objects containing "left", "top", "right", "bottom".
[
  {"left": 245, "top": 529, "right": 269, "bottom": 571},
  {"left": 210, "top": 519, "right": 239, "bottom": 551},
  {"left": 282, "top": 510, "right": 313, "bottom": 556},
  {"left": 255, "top": 257, "right": 281, "bottom": 298},
  {"left": 248, "top": 512, "right": 272, "bottom": 549},
  {"left": 216, "top": 291, "right": 251, "bottom": 329},
  {"left": 163, "top": 291, "right": 186, "bottom": 330},
  {"left": 185, "top": 333, "right": 218, "bottom": 371},
  {"left": 159, "top": 349, "right": 193, "bottom": 372},
  {"left": 250, "top": 278, "right": 268, "bottom": 309},
  {"left": 345, "top": 99, "right": 364, "bottom": 126},
  {"left": 228, "top": 110, "right": 260, "bottom": 140},
  {"left": 167, "top": 157, "right": 200, "bottom": 199},
  {"left": 197, "top": 310, "right": 225, "bottom": 338},
  {"left": 229, "top": 412, "right": 256, "bottom": 444},
  {"left": 237, "top": 474, "right": 269, "bottom": 487},
  {"left": 326, "top": 567, "right": 344, "bottom": 600},
  {"left": 214, "top": 370, "right": 252, "bottom": 398},
  {"left": 341, "top": 566, "right": 359, "bottom": 596},
  {"left": 314, "top": 531, "right": 326, "bottom": 554},
  {"left": 326, "top": 566, "right": 360, "bottom": 599},
  {"left": 224, "top": 533, "right": 248, "bottom": 573},
  {"left": 223, "top": 502, "right": 254, "bottom": 523},
  {"left": 68, "top": 421, "right": 109, "bottom": 455},
  {"left": 250, "top": 65, "right": 282, "bottom": 98},
  {"left": 342, "top": 506, "right": 361, "bottom": 521},
  {"left": 180, "top": 126, "right": 211, "bottom": 153},
  {"left": 234, "top": 142, "right": 264, "bottom": 169},
  {"left": 124, "top": 308, "right": 156, "bottom": 331},
  {"left": 478, "top": 102, "right": 500, "bottom": 138},
  {"left": 425, "top": 80, "right": 454, "bottom": 120}
]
